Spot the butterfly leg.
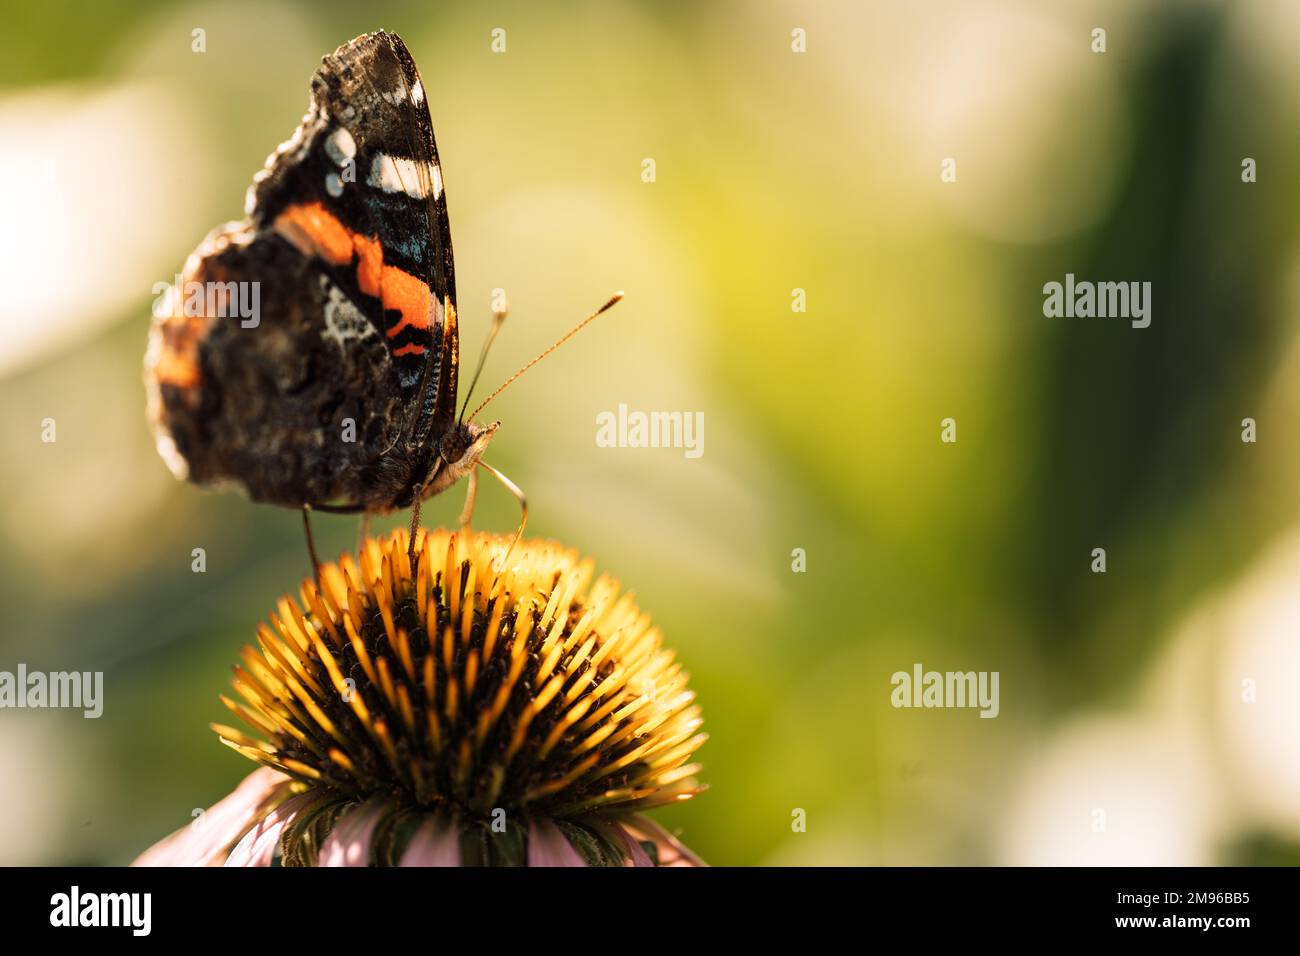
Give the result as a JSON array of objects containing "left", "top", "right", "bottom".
[
  {"left": 356, "top": 512, "right": 373, "bottom": 553},
  {"left": 301, "top": 504, "right": 321, "bottom": 578},
  {"left": 407, "top": 485, "right": 424, "bottom": 564},
  {"left": 458, "top": 467, "right": 479, "bottom": 532},
  {"left": 476, "top": 461, "right": 527, "bottom": 571}
]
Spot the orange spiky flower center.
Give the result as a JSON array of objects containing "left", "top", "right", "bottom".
[{"left": 214, "top": 528, "right": 705, "bottom": 824}]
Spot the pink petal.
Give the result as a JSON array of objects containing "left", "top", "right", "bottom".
[
  {"left": 133, "top": 767, "right": 292, "bottom": 867},
  {"left": 318, "top": 797, "right": 389, "bottom": 867},
  {"left": 613, "top": 822, "right": 655, "bottom": 867},
  {"left": 399, "top": 818, "right": 461, "bottom": 866},
  {"left": 623, "top": 815, "right": 706, "bottom": 867},
  {"left": 223, "top": 789, "right": 319, "bottom": 867},
  {"left": 527, "top": 818, "right": 588, "bottom": 867}
]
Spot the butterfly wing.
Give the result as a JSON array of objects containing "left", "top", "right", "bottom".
[
  {"left": 251, "top": 30, "right": 458, "bottom": 440},
  {"left": 146, "top": 32, "right": 458, "bottom": 511}
]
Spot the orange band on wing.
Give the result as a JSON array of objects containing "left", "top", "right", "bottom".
[
  {"left": 274, "top": 201, "right": 432, "bottom": 343},
  {"left": 275, "top": 202, "right": 354, "bottom": 265},
  {"left": 154, "top": 348, "right": 200, "bottom": 388},
  {"left": 352, "top": 232, "right": 383, "bottom": 297},
  {"left": 151, "top": 303, "right": 206, "bottom": 389}
]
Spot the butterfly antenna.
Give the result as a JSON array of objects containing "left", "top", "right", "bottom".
[
  {"left": 458, "top": 299, "right": 509, "bottom": 424},
  {"left": 466, "top": 292, "right": 623, "bottom": 423}
]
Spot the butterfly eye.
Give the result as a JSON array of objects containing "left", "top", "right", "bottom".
[{"left": 439, "top": 428, "right": 468, "bottom": 463}]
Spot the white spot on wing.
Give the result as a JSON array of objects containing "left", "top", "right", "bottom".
[
  {"left": 367, "top": 153, "right": 431, "bottom": 200},
  {"left": 320, "top": 277, "right": 376, "bottom": 352},
  {"left": 411, "top": 80, "right": 425, "bottom": 105},
  {"left": 153, "top": 431, "right": 190, "bottom": 481},
  {"left": 325, "top": 127, "right": 356, "bottom": 165},
  {"left": 325, "top": 172, "right": 343, "bottom": 197}
]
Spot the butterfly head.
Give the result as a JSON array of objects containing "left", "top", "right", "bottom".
[{"left": 432, "top": 420, "right": 500, "bottom": 489}]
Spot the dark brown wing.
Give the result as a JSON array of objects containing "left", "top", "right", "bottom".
[
  {"left": 145, "top": 222, "right": 406, "bottom": 508},
  {"left": 146, "top": 32, "right": 459, "bottom": 510},
  {"left": 248, "top": 30, "right": 459, "bottom": 447}
]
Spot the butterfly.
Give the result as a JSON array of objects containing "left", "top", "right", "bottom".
[{"left": 145, "top": 30, "right": 618, "bottom": 565}]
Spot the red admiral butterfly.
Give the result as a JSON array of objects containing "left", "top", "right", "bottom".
[{"left": 145, "top": 30, "right": 619, "bottom": 566}]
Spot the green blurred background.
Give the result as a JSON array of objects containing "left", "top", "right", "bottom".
[{"left": 3, "top": 0, "right": 1300, "bottom": 866}]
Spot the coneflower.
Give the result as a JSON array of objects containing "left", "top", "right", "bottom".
[{"left": 135, "top": 528, "right": 705, "bottom": 866}]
